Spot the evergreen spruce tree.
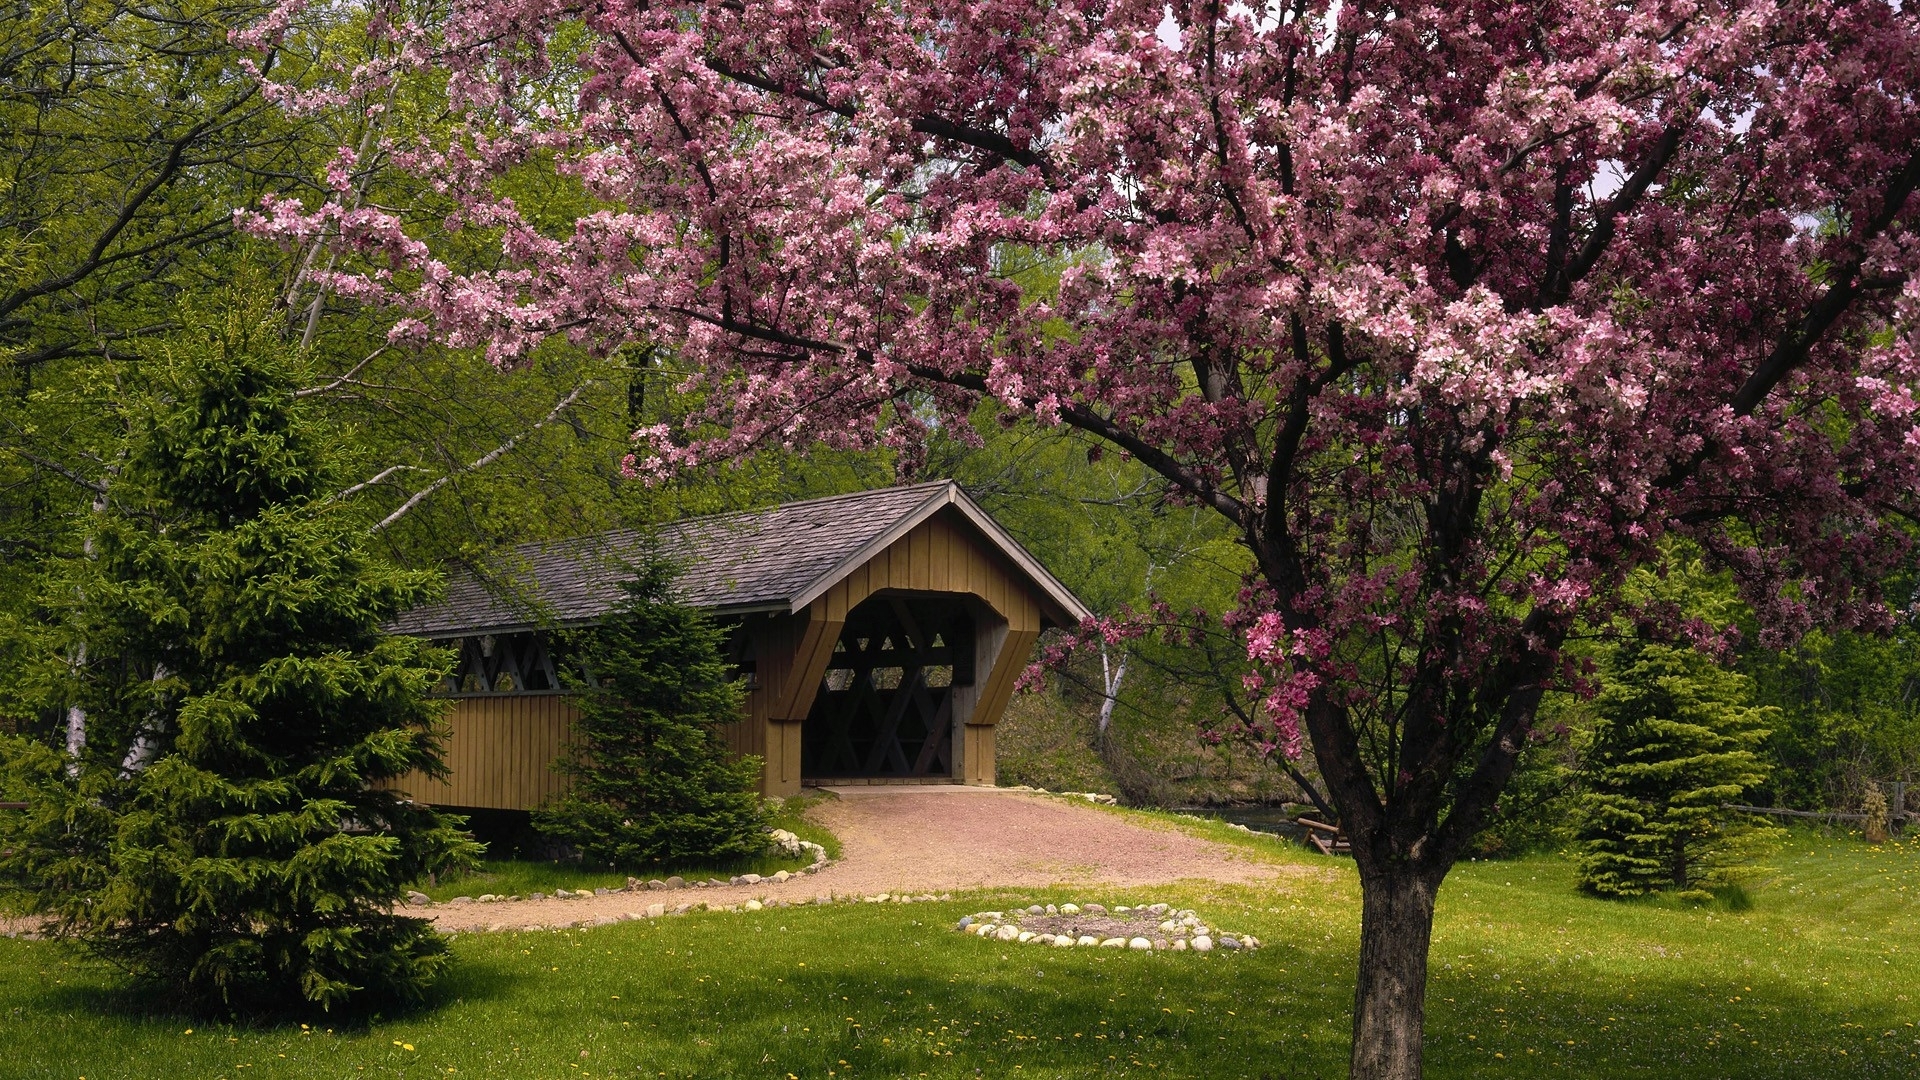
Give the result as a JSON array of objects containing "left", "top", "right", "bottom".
[
  {"left": 0, "top": 308, "right": 478, "bottom": 1011},
  {"left": 1574, "top": 643, "right": 1782, "bottom": 898},
  {"left": 532, "top": 555, "right": 769, "bottom": 867}
]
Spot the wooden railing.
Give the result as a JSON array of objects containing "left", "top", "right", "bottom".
[
  {"left": 1726, "top": 782, "right": 1910, "bottom": 834},
  {"left": 1296, "top": 816, "right": 1351, "bottom": 856}
]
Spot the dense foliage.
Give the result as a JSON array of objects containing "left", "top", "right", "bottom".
[
  {"left": 1743, "top": 622, "right": 1920, "bottom": 812},
  {"left": 532, "top": 554, "right": 767, "bottom": 868},
  {"left": 0, "top": 312, "right": 478, "bottom": 1011},
  {"left": 1574, "top": 644, "right": 1780, "bottom": 898}
]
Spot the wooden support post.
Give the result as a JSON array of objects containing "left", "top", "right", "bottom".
[{"left": 1891, "top": 781, "right": 1908, "bottom": 836}]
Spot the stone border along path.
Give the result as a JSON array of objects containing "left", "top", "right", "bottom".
[
  {"left": 956, "top": 901, "right": 1261, "bottom": 953},
  {"left": 415, "top": 787, "right": 1320, "bottom": 935}
]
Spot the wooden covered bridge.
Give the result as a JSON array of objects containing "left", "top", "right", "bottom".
[{"left": 387, "top": 481, "right": 1091, "bottom": 808}]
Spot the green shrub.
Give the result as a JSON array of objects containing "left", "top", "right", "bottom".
[{"left": 531, "top": 554, "right": 768, "bottom": 867}]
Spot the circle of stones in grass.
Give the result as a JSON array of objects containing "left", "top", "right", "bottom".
[{"left": 954, "top": 902, "right": 1260, "bottom": 953}]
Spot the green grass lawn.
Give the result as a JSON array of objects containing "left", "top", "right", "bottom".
[{"left": 2, "top": 824, "right": 1916, "bottom": 1079}]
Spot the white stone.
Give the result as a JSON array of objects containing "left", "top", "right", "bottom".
[
  {"left": 1128, "top": 937, "right": 1153, "bottom": 951},
  {"left": 744, "top": 899, "right": 764, "bottom": 912},
  {"left": 1191, "top": 935, "right": 1214, "bottom": 953},
  {"left": 1051, "top": 934, "right": 1073, "bottom": 947},
  {"left": 1218, "top": 935, "right": 1240, "bottom": 950},
  {"left": 1076, "top": 935, "right": 1100, "bottom": 947},
  {"left": 1170, "top": 939, "right": 1188, "bottom": 952},
  {"left": 646, "top": 903, "right": 666, "bottom": 918},
  {"left": 772, "top": 870, "right": 790, "bottom": 883},
  {"left": 1017, "top": 931, "right": 1035, "bottom": 943},
  {"left": 1059, "top": 904, "right": 1081, "bottom": 915},
  {"left": 1158, "top": 920, "right": 1177, "bottom": 934},
  {"left": 995, "top": 925, "right": 1020, "bottom": 942},
  {"left": 1100, "top": 938, "right": 1126, "bottom": 948}
]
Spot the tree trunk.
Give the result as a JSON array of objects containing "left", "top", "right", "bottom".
[
  {"left": 1097, "top": 641, "right": 1128, "bottom": 741},
  {"left": 1350, "top": 863, "right": 1441, "bottom": 1080}
]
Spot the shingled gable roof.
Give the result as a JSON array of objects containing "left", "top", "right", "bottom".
[{"left": 388, "top": 480, "right": 1092, "bottom": 639}]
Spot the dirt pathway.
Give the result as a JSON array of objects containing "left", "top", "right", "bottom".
[{"left": 423, "top": 788, "right": 1310, "bottom": 933}]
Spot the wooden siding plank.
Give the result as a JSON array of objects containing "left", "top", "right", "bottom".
[
  {"left": 934, "top": 517, "right": 955, "bottom": 591},
  {"left": 909, "top": 525, "right": 930, "bottom": 590}
]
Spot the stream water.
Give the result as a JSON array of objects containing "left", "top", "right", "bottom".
[{"left": 1177, "top": 804, "right": 1314, "bottom": 842}]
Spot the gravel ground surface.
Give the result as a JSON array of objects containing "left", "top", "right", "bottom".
[{"left": 421, "top": 786, "right": 1309, "bottom": 933}]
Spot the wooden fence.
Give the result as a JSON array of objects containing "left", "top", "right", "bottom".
[{"left": 1727, "top": 781, "right": 1911, "bottom": 832}]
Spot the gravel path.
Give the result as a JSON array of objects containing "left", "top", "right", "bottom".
[{"left": 423, "top": 787, "right": 1309, "bottom": 933}]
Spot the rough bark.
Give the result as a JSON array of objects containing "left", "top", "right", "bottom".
[{"left": 1349, "top": 861, "right": 1443, "bottom": 1080}]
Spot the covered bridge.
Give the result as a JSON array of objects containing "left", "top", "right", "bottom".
[{"left": 387, "top": 481, "right": 1091, "bottom": 807}]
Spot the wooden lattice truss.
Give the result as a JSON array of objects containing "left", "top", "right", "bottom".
[{"left": 803, "top": 597, "right": 976, "bottom": 778}]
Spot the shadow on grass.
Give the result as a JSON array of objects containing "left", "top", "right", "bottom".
[{"left": 15, "top": 943, "right": 521, "bottom": 1034}]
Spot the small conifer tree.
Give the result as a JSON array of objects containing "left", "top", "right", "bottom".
[
  {"left": 1574, "top": 643, "right": 1782, "bottom": 898},
  {"left": 532, "top": 555, "right": 768, "bottom": 866},
  {"left": 0, "top": 308, "right": 478, "bottom": 1011}
]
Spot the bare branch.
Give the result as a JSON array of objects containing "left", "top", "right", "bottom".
[
  {"left": 294, "top": 345, "right": 390, "bottom": 398},
  {"left": 369, "top": 382, "right": 595, "bottom": 533},
  {"left": 331, "top": 463, "right": 426, "bottom": 501},
  {"left": 13, "top": 451, "right": 107, "bottom": 493}
]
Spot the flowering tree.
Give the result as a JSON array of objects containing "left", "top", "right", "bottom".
[{"left": 242, "top": 1, "right": 1920, "bottom": 1076}]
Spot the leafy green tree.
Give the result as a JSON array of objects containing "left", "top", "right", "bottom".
[
  {"left": 1575, "top": 643, "right": 1782, "bottom": 897},
  {"left": 532, "top": 553, "right": 768, "bottom": 867},
  {"left": 0, "top": 308, "right": 477, "bottom": 1011},
  {"left": 1741, "top": 620, "right": 1920, "bottom": 811}
]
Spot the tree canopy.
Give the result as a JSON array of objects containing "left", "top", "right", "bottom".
[{"left": 240, "top": 3, "right": 1920, "bottom": 1076}]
